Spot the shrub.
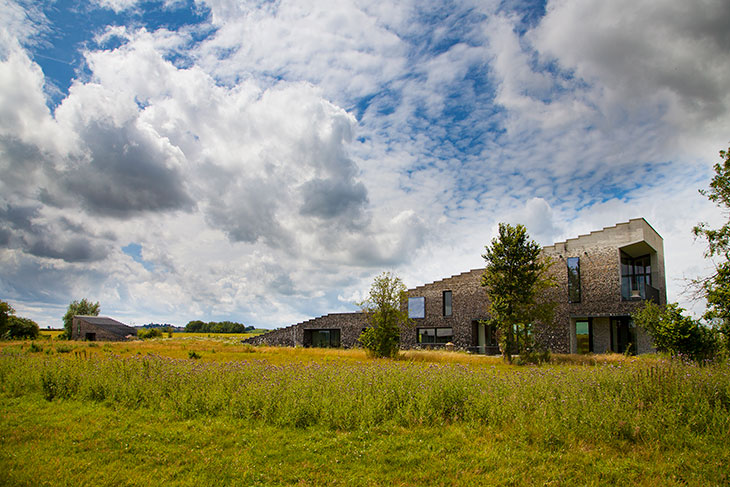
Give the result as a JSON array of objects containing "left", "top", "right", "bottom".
[
  {"left": 0, "top": 301, "right": 40, "bottom": 340},
  {"left": 188, "top": 350, "right": 201, "bottom": 359},
  {"left": 6, "top": 316, "right": 40, "bottom": 340},
  {"left": 28, "top": 342, "right": 43, "bottom": 353},
  {"left": 633, "top": 302, "right": 720, "bottom": 362},
  {"left": 55, "top": 344, "right": 73, "bottom": 354},
  {"left": 137, "top": 328, "right": 163, "bottom": 339},
  {"left": 516, "top": 346, "right": 550, "bottom": 365}
]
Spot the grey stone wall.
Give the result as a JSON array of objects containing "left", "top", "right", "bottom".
[
  {"left": 402, "top": 269, "right": 488, "bottom": 350},
  {"left": 244, "top": 313, "right": 368, "bottom": 347}
]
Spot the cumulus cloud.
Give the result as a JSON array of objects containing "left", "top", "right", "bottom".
[
  {"left": 529, "top": 0, "right": 730, "bottom": 152},
  {"left": 2, "top": 0, "right": 729, "bottom": 329}
]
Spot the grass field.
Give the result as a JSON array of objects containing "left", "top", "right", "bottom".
[{"left": 1, "top": 338, "right": 729, "bottom": 486}]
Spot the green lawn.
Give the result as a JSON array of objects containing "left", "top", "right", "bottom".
[
  {"left": 3, "top": 395, "right": 726, "bottom": 486},
  {"left": 1, "top": 341, "right": 728, "bottom": 486}
]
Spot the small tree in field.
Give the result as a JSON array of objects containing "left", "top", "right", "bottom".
[
  {"left": 482, "top": 223, "right": 555, "bottom": 363},
  {"left": 358, "top": 272, "right": 410, "bottom": 358},
  {"left": 62, "top": 298, "right": 100, "bottom": 339}
]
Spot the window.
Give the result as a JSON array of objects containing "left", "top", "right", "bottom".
[
  {"left": 567, "top": 257, "right": 581, "bottom": 303},
  {"left": 621, "top": 252, "right": 652, "bottom": 300},
  {"left": 575, "top": 320, "right": 592, "bottom": 354},
  {"left": 408, "top": 297, "right": 425, "bottom": 319},
  {"left": 443, "top": 290, "right": 452, "bottom": 316},
  {"left": 304, "top": 329, "right": 341, "bottom": 348},
  {"left": 417, "top": 327, "right": 453, "bottom": 344}
]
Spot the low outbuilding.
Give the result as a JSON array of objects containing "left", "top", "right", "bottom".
[{"left": 72, "top": 315, "right": 137, "bottom": 341}]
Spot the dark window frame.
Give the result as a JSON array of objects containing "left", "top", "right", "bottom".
[
  {"left": 621, "top": 252, "right": 652, "bottom": 300},
  {"left": 567, "top": 257, "right": 581, "bottom": 303},
  {"left": 304, "top": 329, "right": 341, "bottom": 348},
  {"left": 417, "top": 327, "right": 454, "bottom": 345},
  {"left": 443, "top": 290, "right": 452, "bottom": 317}
]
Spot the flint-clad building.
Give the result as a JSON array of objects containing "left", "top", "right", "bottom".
[{"left": 245, "top": 218, "right": 666, "bottom": 355}]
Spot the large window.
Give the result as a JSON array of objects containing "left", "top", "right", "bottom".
[
  {"left": 567, "top": 257, "right": 581, "bottom": 303},
  {"left": 621, "top": 252, "right": 652, "bottom": 300},
  {"left": 575, "top": 320, "right": 592, "bottom": 354},
  {"left": 418, "top": 327, "right": 453, "bottom": 344},
  {"left": 304, "top": 329, "right": 341, "bottom": 348},
  {"left": 408, "top": 297, "right": 425, "bottom": 319},
  {"left": 443, "top": 290, "right": 452, "bottom": 317}
]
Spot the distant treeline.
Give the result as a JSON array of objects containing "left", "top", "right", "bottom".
[
  {"left": 184, "top": 320, "right": 255, "bottom": 333},
  {"left": 141, "top": 323, "right": 183, "bottom": 331}
]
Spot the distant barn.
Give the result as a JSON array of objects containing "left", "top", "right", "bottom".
[{"left": 72, "top": 316, "right": 137, "bottom": 341}]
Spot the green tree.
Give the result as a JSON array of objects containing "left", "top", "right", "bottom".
[
  {"left": 481, "top": 223, "right": 555, "bottom": 363},
  {"left": 358, "top": 272, "right": 410, "bottom": 358},
  {"left": 633, "top": 301, "right": 719, "bottom": 362},
  {"left": 1, "top": 301, "right": 40, "bottom": 340},
  {"left": 7, "top": 316, "right": 40, "bottom": 340},
  {"left": 693, "top": 144, "right": 730, "bottom": 351},
  {"left": 62, "top": 298, "right": 100, "bottom": 340}
]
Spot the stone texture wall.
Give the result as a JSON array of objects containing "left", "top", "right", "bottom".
[
  {"left": 401, "top": 269, "right": 488, "bottom": 350},
  {"left": 244, "top": 313, "right": 368, "bottom": 347}
]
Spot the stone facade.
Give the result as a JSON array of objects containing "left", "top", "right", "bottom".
[
  {"left": 245, "top": 313, "right": 368, "bottom": 347},
  {"left": 246, "top": 218, "right": 665, "bottom": 355},
  {"left": 72, "top": 316, "right": 137, "bottom": 341},
  {"left": 402, "top": 269, "right": 488, "bottom": 350},
  {"left": 542, "top": 218, "right": 665, "bottom": 354}
]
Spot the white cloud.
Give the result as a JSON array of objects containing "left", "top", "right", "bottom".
[{"left": 2, "top": 0, "right": 729, "bottom": 330}]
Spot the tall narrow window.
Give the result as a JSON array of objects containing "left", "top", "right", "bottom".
[
  {"left": 443, "top": 290, "right": 452, "bottom": 316},
  {"left": 567, "top": 257, "right": 581, "bottom": 303},
  {"left": 575, "top": 320, "right": 592, "bottom": 354}
]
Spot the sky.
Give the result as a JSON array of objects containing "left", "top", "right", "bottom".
[{"left": 1, "top": 0, "right": 729, "bottom": 329}]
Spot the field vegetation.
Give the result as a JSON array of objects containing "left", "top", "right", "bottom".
[{"left": 1, "top": 338, "right": 729, "bottom": 485}]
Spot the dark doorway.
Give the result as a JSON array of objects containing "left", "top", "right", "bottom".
[
  {"left": 610, "top": 317, "right": 636, "bottom": 355},
  {"left": 85, "top": 332, "right": 96, "bottom": 341},
  {"left": 470, "top": 320, "right": 499, "bottom": 355}
]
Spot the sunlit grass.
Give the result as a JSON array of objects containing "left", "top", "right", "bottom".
[{"left": 1, "top": 340, "right": 728, "bottom": 486}]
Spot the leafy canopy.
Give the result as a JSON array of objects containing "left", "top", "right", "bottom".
[
  {"left": 481, "top": 223, "right": 554, "bottom": 363},
  {"left": 1, "top": 300, "right": 40, "bottom": 340},
  {"left": 358, "top": 272, "right": 410, "bottom": 358},
  {"left": 693, "top": 145, "right": 730, "bottom": 351},
  {"left": 62, "top": 298, "right": 100, "bottom": 340}
]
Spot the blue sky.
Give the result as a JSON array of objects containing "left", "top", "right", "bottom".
[{"left": 1, "top": 0, "right": 729, "bottom": 328}]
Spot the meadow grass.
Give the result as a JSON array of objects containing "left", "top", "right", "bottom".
[{"left": 1, "top": 341, "right": 729, "bottom": 485}]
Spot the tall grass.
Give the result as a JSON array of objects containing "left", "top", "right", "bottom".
[{"left": 1, "top": 351, "right": 728, "bottom": 447}]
